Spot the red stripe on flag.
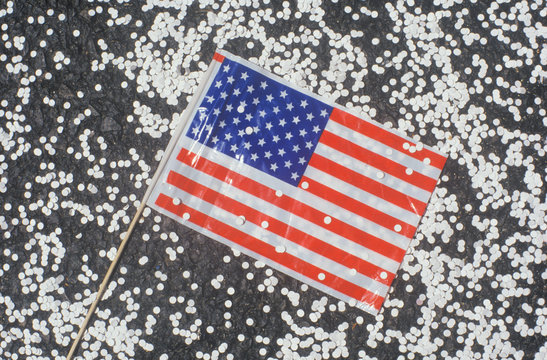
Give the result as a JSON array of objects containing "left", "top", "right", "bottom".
[
  {"left": 212, "top": 52, "right": 225, "bottom": 63},
  {"left": 319, "top": 130, "right": 438, "bottom": 193},
  {"left": 155, "top": 192, "right": 386, "bottom": 310},
  {"left": 166, "top": 170, "right": 395, "bottom": 285},
  {"left": 330, "top": 108, "right": 447, "bottom": 170},
  {"left": 300, "top": 176, "right": 416, "bottom": 238},
  {"left": 308, "top": 153, "right": 427, "bottom": 215},
  {"left": 177, "top": 148, "right": 407, "bottom": 262}
]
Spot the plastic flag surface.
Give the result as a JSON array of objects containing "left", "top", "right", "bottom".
[{"left": 147, "top": 50, "right": 448, "bottom": 315}]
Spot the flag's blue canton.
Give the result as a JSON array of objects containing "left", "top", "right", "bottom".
[{"left": 186, "top": 58, "right": 333, "bottom": 186}]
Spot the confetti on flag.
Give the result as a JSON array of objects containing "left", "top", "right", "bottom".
[{"left": 147, "top": 50, "right": 447, "bottom": 315}]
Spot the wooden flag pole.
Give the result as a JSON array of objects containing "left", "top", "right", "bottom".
[
  {"left": 66, "top": 57, "right": 219, "bottom": 360},
  {"left": 66, "top": 201, "right": 146, "bottom": 360}
]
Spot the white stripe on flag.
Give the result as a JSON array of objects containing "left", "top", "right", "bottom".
[
  {"left": 313, "top": 143, "right": 432, "bottom": 204},
  {"left": 304, "top": 165, "right": 421, "bottom": 226},
  {"left": 325, "top": 120, "right": 442, "bottom": 179},
  {"left": 161, "top": 179, "right": 390, "bottom": 296},
  {"left": 150, "top": 187, "right": 386, "bottom": 312},
  {"left": 174, "top": 136, "right": 411, "bottom": 255},
  {"left": 163, "top": 148, "right": 402, "bottom": 275},
  {"left": 149, "top": 189, "right": 381, "bottom": 313}
]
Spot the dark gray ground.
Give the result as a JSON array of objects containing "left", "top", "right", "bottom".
[{"left": 0, "top": 1, "right": 545, "bottom": 359}]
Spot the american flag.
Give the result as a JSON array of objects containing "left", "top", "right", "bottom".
[{"left": 147, "top": 51, "right": 447, "bottom": 315}]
